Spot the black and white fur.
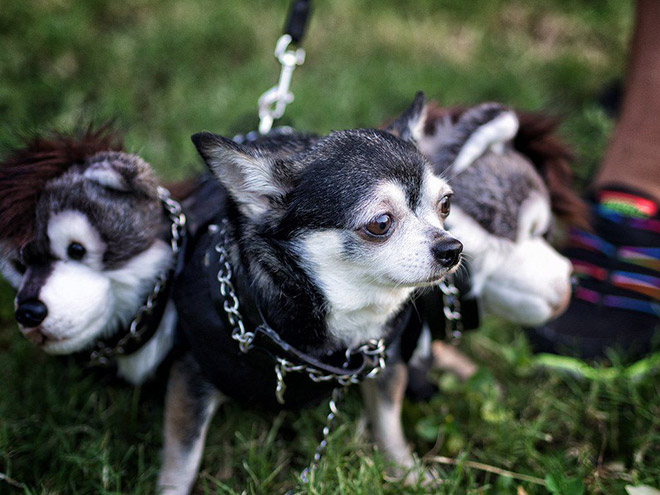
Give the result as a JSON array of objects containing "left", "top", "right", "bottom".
[
  {"left": 418, "top": 103, "right": 572, "bottom": 326},
  {"left": 158, "top": 94, "right": 462, "bottom": 494},
  {"left": 0, "top": 152, "right": 177, "bottom": 384}
]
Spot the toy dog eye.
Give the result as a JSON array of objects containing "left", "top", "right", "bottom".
[
  {"left": 365, "top": 214, "right": 393, "bottom": 237},
  {"left": 67, "top": 242, "right": 86, "bottom": 261},
  {"left": 438, "top": 195, "right": 451, "bottom": 218}
]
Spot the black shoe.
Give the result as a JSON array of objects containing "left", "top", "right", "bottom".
[{"left": 528, "top": 187, "right": 660, "bottom": 362}]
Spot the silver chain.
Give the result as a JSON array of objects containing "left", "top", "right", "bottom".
[
  {"left": 258, "top": 34, "right": 306, "bottom": 135},
  {"left": 212, "top": 222, "right": 255, "bottom": 354},
  {"left": 158, "top": 186, "right": 186, "bottom": 256},
  {"left": 439, "top": 273, "right": 463, "bottom": 344},
  {"left": 212, "top": 220, "right": 389, "bottom": 485},
  {"left": 274, "top": 338, "right": 386, "bottom": 405},
  {"left": 89, "top": 188, "right": 186, "bottom": 366},
  {"left": 299, "top": 387, "right": 344, "bottom": 484}
]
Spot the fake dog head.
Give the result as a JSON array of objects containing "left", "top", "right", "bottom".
[
  {"left": 419, "top": 103, "right": 581, "bottom": 326},
  {"left": 0, "top": 129, "right": 173, "bottom": 356},
  {"left": 193, "top": 94, "right": 462, "bottom": 348}
]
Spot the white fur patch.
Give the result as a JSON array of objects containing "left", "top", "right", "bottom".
[
  {"left": 447, "top": 205, "right": 571, "bottom": 326},
  {"left": 207, "top": 149, "right": 278, "bottom": 218},
  {"left": 39, "top": 260, "right": 113, "bottom": 353},
  {"left": 37, "top": 240, "right": 173, "bottom": 355},
  {"left": 516, "top": 191, "right": 551, "bottom": 242},
  {"left": 48, "top": 210, "right": 106, "bottom": 270},
  {"left": 409, "top": 105, "right": 428, "bottom": 143},
  {"left": 299, "top": 230, "right": 415, "bottom": 348},
  {"left": 417, "top": 171, "right": 453, "bottom": 231},
  {"left": 105, "top": 240, "right": 173, "bottom": 324},
  {"left": 117, "top": 300, "right": 177, "bottom": 385},
  {"left": 84, "top": 164, "right": 129, "bottom": 192},
  {"left": 451, "top": 111, "right": 519, "bottom": 175},
  {"left": 417, "top": 115, "right": 454, "bottom": 160},
  {"left": 481, "top": 237, "right": 572, "bottom": 325}
]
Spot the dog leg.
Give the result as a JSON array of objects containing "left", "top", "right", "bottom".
[
  {"left": 158, "top": 352, "right": 224, "bottom": 495},
  {"left": 361, "top": 361, "right": 416, "bottom": 474},
  {"left": 431, "top": 340, "right": 477, "bottom": 381}
]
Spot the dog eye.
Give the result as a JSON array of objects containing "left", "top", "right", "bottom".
[
  {"left": 364, "top": 214, "right": 393, "bottom": 237},
  {"left": 438, "top": 195, "right": 451, "bottom": 218},
  {"left": 67, "top": 242, "right": 87, "bottom": 261},
  {"left": 11, "top": 259, "right": 26, "bottom": 274}
]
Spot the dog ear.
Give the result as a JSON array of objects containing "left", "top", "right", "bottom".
[
  {"left": 83, "top": 152, "right": 159, "bottom": 198},
  {"left": 386, "top": 92, "right": 427, "bottom": 143},
  {"left": 192, "top": 132, "right": 288, "bottom": 218},
  {"left": 446, "top": 104, "right": 519, "bottom": 175}
]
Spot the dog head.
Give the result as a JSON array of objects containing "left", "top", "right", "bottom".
[
  {"left": 193, "top": 93, "right": 462, "bottom": 347},
  {"left": 0, "top": 131, "right": 173, "bottom": 354},
  {"left": 419, "top": 103, "right": 579, "bottom": 326}
]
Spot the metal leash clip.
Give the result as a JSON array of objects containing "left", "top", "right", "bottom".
[{"left": 258, "top": 34, "right": 306, "bottom": 135}]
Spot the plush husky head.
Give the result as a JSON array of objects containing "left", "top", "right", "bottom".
[
  {"left": 0, "top": 130, "right": 173, "bottom": 355},
  {"left": 193, "top": 93, "right": 462, "bottom": 349},
  {"left": 419, "top": 103, "right": 580, "bottom": 326}
]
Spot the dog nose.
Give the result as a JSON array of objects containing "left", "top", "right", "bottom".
[
  {"left": 15, "top": 299, "right": 48, "bottom": 327},
  {"left": 431, "top": 239, "right": 463, "bottom": 267}
]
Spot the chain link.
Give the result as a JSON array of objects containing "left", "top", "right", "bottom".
[
  {"left": 158, "top": 186, "right": 187, "bottom": 255},
  {"left": 89, "top": 188, "right": 186, "bottom": 366},
  {"left": 213, "top": 221, "right": 255, "bottom": 353},
  {"left": 439, "top": 273, "right": 463, "bottom": 344},
  {"left": 299, "top": 387, "right": 344, "bottom": 484},
  {"left": 273, "top": 336, "right": 385, "bottom": 405},
  {"left": 258, "top": 34, "right": 306, "bottom": 135},
  {"left": 213, "top": 219, "right": 390, "bottom": 484}
]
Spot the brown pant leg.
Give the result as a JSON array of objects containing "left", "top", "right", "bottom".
[{"left": 593, "top": 0, "right": 660, "bottom": 202}]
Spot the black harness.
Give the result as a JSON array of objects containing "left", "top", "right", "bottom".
[{"left": 175, "top": 218, "right": 413, "bottom": 410}]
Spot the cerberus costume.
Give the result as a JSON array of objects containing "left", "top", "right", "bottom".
[{"left": 158, "top": 94, "right": 467, "bottom": 494}]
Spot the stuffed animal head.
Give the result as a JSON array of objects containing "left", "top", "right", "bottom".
[{"left": 419, "top": 103, "right": 584, "bottom": 326}]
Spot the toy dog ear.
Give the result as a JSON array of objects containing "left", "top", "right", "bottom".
[
  {"left": 83, "top": 152, "right": 159, "bottom": 198},
  {"left": 386, "top": 91, "right": 427, "bottom": 143},
  {"left": 192, "top": 132, "right": 287, "bottom": 218},
  {"left": 447, "top": 104, "right": 519, "bottom": 175}
]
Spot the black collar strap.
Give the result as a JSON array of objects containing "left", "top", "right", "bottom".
[
  {"left": 86, "top": 188, "right": 187, "bottom": 367},
  {"left": 208, "top": 222, "right": 388, "bottom": 405}
]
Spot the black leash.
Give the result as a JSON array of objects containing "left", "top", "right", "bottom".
[{"left": 284, "top": 0, "right": 311, "bottom": 44}]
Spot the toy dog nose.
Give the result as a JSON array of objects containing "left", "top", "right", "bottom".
[
  {"left": 432, "top": 239, "right": 463, "bottom": 267},
  {"left": 15, "top": 299, "right": 48, "bottom": 327}
]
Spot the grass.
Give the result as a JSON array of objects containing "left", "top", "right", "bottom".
[{"left": 1, "top": 0, "right": 658, "bottom": 494}]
